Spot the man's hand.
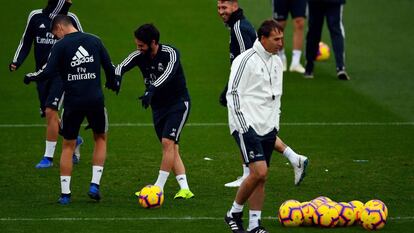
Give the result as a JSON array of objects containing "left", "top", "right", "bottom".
[
  {"left": 138, "top": 89, "right": 154, "bottom": 109},
  {"left": 105, "top": 75, "right": 122, "bottom": 95},
  {"left": 9, "top": 63, "right": 17, "bottom": 72}
]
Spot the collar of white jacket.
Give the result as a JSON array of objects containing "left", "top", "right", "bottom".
[{"left": 253, "top": 39, "right": 273, "bottom": 60}]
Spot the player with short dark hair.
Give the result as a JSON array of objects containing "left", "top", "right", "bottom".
[
  {"left": 224, "top": 19, "right": 285, "bottom": 233},
  {"left": 9, "top": 0, "right": 84, "bottom": 168},
  {"left": 24, "top": 14, "right": 121, "bottom": 204},
  {"left": 116, "top": 23, "right": 194, "bottom": 200},
  {"left": 273, "top": 0, "right": 307, "bottom": 73}
]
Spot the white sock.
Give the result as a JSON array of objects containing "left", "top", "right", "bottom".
[
  {"left": 228, "top": 201, "right": 244, "bottom": 216},
  {"left": 291, "top": 50, "right": 302, "bottom": 66},
  {"left": 44, "top": 140, "right": 57, "bottom": 158},
  {"left": 283, "top": 146, "right": 299, "bottom": 165},
  {"left": 248, "top": 210, "right": 262, "bottom": 231},
  {"left": 154, "top": 170, "right": 169, "bottom": 190},
  {"left": 278, "top": 49, "right": 286, "bottom": 61},
  {"left": 91, "top": 166, "right": 104, "bottom": 185},
  {"left": 60, "top": 176, "right": 71, "bottom": 194},
  {"left": 242, "top": 164, "right": 250, "bottom": 178},
  {"left": 176, "top": 174, "right": 189, "bottom": 190}
]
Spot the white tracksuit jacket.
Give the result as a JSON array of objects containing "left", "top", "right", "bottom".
[{"left": 226, "top": 39, "right": 283, "bottom": 136}]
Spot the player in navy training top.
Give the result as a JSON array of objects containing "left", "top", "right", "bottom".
[
  {"left": 116, "top": 24, "right": 194, "bottom": 200},
  {"left": 24, "top": 15, "right": 120, "bottom": 204},
  {"left": 9, "top": 0, "right": 83, "bottom": 168}
]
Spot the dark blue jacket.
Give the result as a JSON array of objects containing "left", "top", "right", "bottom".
[
  {"left": 11, "top": 5, "right": 82, "bottom": 70},
  {"left": 226, "top": 8, "right": 257, "bottom": 64},
  {"left": 116, "top": 44, "right": 190, "bottom": 110},
  {"left": 27, "top": 32, "right": 116, "bottom": 109}
]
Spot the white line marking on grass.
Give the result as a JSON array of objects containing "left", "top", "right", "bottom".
[
  {"left": 1, "top": 216, "right": 413, "bottom": 221},
  {"left": 0, "top": 122, "right": 413, "bottom": 128}
]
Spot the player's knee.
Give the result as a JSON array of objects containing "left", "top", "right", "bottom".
[
  {"left": 45, "top": 107, "right": 58, "bottom": 120},
  {"left": 161, "top": 138, "right": 175, "bottom": 151},
  {"left": 251, "top": 166, "right": 268, "bottom": 182},
  {"left": 293, "top": 18, "right": 305, "bottom": 31}
]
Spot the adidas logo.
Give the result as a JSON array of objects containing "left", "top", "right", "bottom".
[
  {"left": 39, "top": 23, "right": 46, "bottom": 29},
  {"left": 71, "top": 46, "right": 94, "bottom": 67},
  {"left": 169, "top": 132, "right": 176, "bottom": 137}
]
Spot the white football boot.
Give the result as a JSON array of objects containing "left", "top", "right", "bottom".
[{"left": 293, "top": 154, "right": 309, "bottom": 185}]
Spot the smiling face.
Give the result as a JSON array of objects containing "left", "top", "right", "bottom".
[
  {"left": 217, "top": 0, "right": 238, "bottom": 23},
  {"left": 135, "top": 38, "right": 150, "bottom": 54}
]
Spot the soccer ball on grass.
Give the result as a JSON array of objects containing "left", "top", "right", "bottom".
[{"left": 137, "top": 185, "right": 164, "bottom": 209}]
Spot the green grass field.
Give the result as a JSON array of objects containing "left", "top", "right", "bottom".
[{"left": 1, "top": 0, "right": 413, "bottom": 232}]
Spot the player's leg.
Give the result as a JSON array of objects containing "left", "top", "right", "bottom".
[
  {"left": 226, "top": 160, "right": 267, "bottom": 233},
  {"left": 245, "top": 129, "right": 275, "bottom": 233},
  {"left": 305, "top": 1, "right": 325, "bottom": 78},
  {"left": 225, "top": 128, "right": 267, "bottom": 233},
  {"left": 86, "top": 107, "right": 109, "bottom": 201},
  {"left": 273, "top": 0, "right": 289, "bottom": 72},
  {"left": 154, "top": 137, "right": 176, "bottom": 189},
  {"left": 160, "top": 100, "right": 194, "bottom": 199},
  {"left": 172, "top": 144, "right": 194, "bottom": 199},
  {"left": 34, "top": 107, "right": 60, "bottom": 168},
  {"left": 326, "top": 3, "right": 349, "bottom": 80},
  {"left": 58, "top": 108, "right": 83, "bottom": 204},
  {"left": 34, "top": 80, "right": 55, "bottom": 168},
  {"left": 274, "top": 137, "right": 308, "bottom": 185},
  {"left": 288, "top": 0, "right": 307, "bottom": 73}
]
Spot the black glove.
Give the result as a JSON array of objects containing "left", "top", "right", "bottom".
[
  {"left": 105, "top": 75, "right": 122, "bottom": 95},
  {"left": 23, "top": 74, "right": 36, "bottom": 85},
  {"left": 219, "top": 84, "right": 228, "bottom": 107},
  {"left": 138, "top": 86, "right": 155, "bottom": 109}
]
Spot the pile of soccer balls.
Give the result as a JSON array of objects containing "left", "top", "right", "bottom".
[
  {"left": 137, "top": 185, "right": 164, "bottom": 209},
  {"left": 278, "top": 196, "right": 388, "bottom": 230}
]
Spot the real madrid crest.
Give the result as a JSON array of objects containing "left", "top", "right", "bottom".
[{"left": 158, "top": 63, "right": 164, "bottom": 72}]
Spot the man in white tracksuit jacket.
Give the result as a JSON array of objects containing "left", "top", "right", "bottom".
[{"left": 224, "top": 20, "right": 284, "bottom": 233}]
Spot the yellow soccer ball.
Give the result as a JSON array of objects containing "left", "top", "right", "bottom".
[
  {"left": 137, "top": 185, "right": 164, "bottom": 209},
  {"left": 301, "top": 202, "right": 317, "bottom": 226},
  {"left": 316, "top": 42, "right": 330, "bottom": 61},
  {"left": 278, "top": 200, "right": 304, "bottom": 227},
  {"left": 313, "top": 203, "right": 339, "bottom": 227},
  {"left": 360, "top": 207, "right": 386, "bottom": 230},
  {"left": 349, "top": 200, "right": 365, "bottom": 224},
  {"left": 365, "top": 199, "right": 388, "bottom": 219},
  {"left": 335, "top": 202, "right": 356, "bottom": 226}
]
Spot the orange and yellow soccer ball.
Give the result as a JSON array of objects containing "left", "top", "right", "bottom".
[
  {"left": 137, "top": 185, "right": 164, "bottom": 209},
  {"left": 313, "top": 203, "right": 340, "bottom": 227},
  {"left": 316, "top": 42, "right": 330, "bottom": 61},
  {"left": 365, "top": 199, "right": 388, "bottom": 219},
  {"left": 335, "top": 202, "right": 356, "bottom": 226},
  {"left": 360, "top": 207, "right": 386, "bottom": 230},
  {"left": 349, "top": 200, "right": 365, "bottom": 223},
  {"left": 278, "top": 200, "right": 304, "bottom": 227},
  {"left": 301, "top": 202, "right": 317, "bottom": 226}
]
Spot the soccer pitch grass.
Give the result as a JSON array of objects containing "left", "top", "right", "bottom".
[{"left": 0, "top": 0, "right": 413, "bottom": 232}]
